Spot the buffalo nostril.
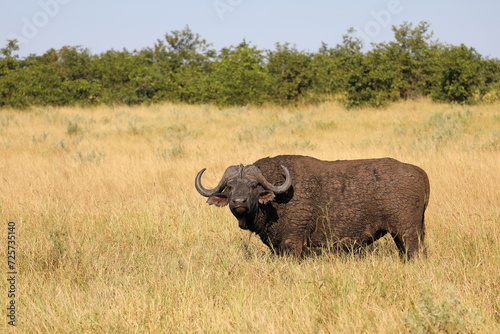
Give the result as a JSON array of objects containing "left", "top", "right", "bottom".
[{"left": 232, "top": 198, "right": 247, "bottom": 204}]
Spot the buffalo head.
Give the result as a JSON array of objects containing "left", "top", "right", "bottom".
[{"left": 195, "top": 164, "right": 292, "bottom": 229}]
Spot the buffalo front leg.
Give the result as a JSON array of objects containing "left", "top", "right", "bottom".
[
  {"left": 277, "top": 220, "right": 315, "bottom": 257},
  {"left": 278, "top": 233, "right": 305, "bottom": 257}
]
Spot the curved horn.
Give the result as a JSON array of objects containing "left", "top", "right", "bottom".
[
  {"left": 250, "top": 165, "right": 292, "bottom": 194},
  {"left": 195, "top": 168, "right": 227, "bottom": 197}
]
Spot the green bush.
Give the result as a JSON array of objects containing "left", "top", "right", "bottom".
[
  {"left": 344, "top": 49, "right": 398, "bottom": 108},
  {"left": 207, "top": 41, "right": 269, "bottom": 106},
  {"left": 266, "top": 43, "right": 314, "bottom": 104},
  {"left": 0, "top": 23, "right": 498, "bottom": 109},
  {"left": 431, "top": 45, "right": 489, "bottom": 103}
]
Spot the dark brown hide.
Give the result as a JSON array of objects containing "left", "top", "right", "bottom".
[{"left": 196, "top": 155, "right": 430, "bottom": 260}]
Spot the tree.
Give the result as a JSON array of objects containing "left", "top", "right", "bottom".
[
  {"left": 1, "top": 39, "right": 19, "bottom": 58},
  {"left": 0, "top": 40, "right": 20, "bottom": 76},
  {"left": 343, "top": 48, "right": 398, "bottom": 108},
  {"left": 266, "top": 43, "right": 314, "bottom": 104},
  {"left": 158, "top": 26, "right": 216, "bottom": 103},
  {"left": 311, "top": 28, "right": 364, "bottom": 97},
  {"left": 163, "top": 25, "right": 215, "bottom": 66},
  {"left": 376, "top": 21, "right": 440, "bottom": 99},
  {"left": 207, "top": 41, "right": 269, "bottom": 106},
  {"left": 431, "top": 44, "right": 486, "bottom": 103}
]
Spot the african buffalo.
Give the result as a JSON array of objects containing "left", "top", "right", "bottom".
[{"left": 195, "top": 155, "right": 430, "bottom": 259}]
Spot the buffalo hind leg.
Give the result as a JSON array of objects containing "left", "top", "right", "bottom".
[{"left": 391, "top": 233, "right": 422, "bottom": 260}]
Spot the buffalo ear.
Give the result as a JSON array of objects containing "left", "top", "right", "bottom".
[
  {"left": 207, "top": 194, "right": 229, "bottom": 207},
  {"left": 258, "top": 190, "right": 275, "bottom": 204}
]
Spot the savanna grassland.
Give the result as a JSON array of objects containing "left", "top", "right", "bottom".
[{"left": 1, "top": 101, "right": 499, "bottom": 333}]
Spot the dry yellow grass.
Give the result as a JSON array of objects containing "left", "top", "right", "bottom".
[{"left": 1, "top": 101, "right": 499, "bottom": 333}]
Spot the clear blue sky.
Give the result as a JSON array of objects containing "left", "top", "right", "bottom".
[{"left": 2, "top": 0, "right": 500, "bottom": 58}]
